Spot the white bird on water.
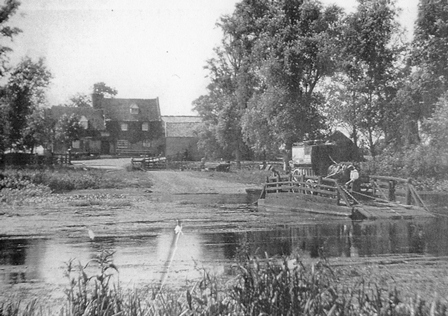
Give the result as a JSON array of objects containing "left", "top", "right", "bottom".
[
  {"left": 88, "top": 229, "right": 95, "bottom": 241},
  {"left": 174, "top": 220, "right": 182, "bottom": 235}
]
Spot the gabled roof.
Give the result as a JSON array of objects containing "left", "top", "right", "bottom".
[
  {"left": 50, "top": 106, "right": 105, "bottom": 130},
  {"left": 162, "top": 116, "right": 202, "bottom": 137},
  {"left": 101, "top": 98, "right": 161, "bottom": 122}
]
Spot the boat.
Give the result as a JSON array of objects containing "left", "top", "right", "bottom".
[{"left": 257, "top": 173, "right": 435, "bottom": 220}]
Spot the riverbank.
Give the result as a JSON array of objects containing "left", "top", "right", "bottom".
[{"left": 2, "top": 163, "right": 448, "bottom": 314}]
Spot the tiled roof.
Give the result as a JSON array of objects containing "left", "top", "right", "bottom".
[
  {"left": 50, "top": 106, "right": 105, "bottom": 130},
  {"left": 101, "top": 98, "right": 161, "bottom": 122},
  {"left": 164, "top": 121, "right": 201, "bottom": 137}
]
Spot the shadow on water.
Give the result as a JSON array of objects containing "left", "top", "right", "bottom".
[{"left": 2, "top": 216, "right": 448, "bottom": 288}]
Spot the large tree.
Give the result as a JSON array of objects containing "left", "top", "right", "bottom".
[
  {"left": 0, "top": 0, "right": 21, "bottom": 153},
  {"left": 196, "top": 0, "right": 343, "bottom": 163},
  {"left": 193, "top": 2, "right": 262, "bottom": 163},
  {"left": 324, "top": 0, "right": 402, "bottom": 156},
  {"left": 241, "top": 0, "right": 343, "bottom": 159},
  {"left": 409, "top": 0, "right": 448, "bottom": 133}
]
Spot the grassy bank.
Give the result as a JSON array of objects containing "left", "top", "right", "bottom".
[
  {"left": 1, "top": 250, "right": 447, "bottom": 316},
  {"left": 0, "top": 166, "right": 153, "bottom": 204}
]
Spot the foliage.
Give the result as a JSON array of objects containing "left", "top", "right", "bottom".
[
  {"left": 4, "top": 250, "right": 448, "bottom": 315},
  {"left": 242, "top": 0, "right": 341, "bottom": 153},
  {"left": 0, "top": 171, "right": 51, "bottom": 204},
  {"left": 365, "top": 93, "right": 448, "bottom": 183},
  {"left": 63, "top": 250, "right": 121, "bottom": 316},
  {"left": 0, "top": 167, "right": 154, "bottom": 199},
  {"left": 0, "top": 0, "right": 21, "bottom": 77},
  {"left": 196, "top": 0, "right": 343, "bottom": 162},
  {"left": 66, "top": 93, "right": 92, "bottom": 107},
  {"left": 324, "top": 0, "right": 403, "bottom": 156},
  {"left": 21, "top": 108, "right": 56, "bottom": 152},
  {"left": 93, "top": 82, "right": 117, "bottom": 98},
  {"left": 55, "top": 113, "right": 83, "bottom": 149},
  {"left": 2, "top": 57, "right": 52, "bottom": 151},
  {"left": 411, "top": 0, "right": 448, "bottom": 115}
]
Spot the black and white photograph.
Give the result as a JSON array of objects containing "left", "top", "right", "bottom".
[{"left": 2, "top": 0, "right": 448, "bottom": 314}]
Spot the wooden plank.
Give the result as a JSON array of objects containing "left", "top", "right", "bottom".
[{"left": 369, "top": 175, "right": 408, "bottom": 183}]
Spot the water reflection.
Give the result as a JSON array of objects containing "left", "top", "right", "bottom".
[{"left": 1, "top": 217, "right": 448, "bottom": 288}]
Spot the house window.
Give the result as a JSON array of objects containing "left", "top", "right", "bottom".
[
  {"left": 79, "top": 116, "right": 88, "bottom": 129},
  {"left": 143, "top": 140, "right": 151, "bottom": 147},
  {"left": 117, "top": 140, "right": 129, "bottom": 148},
  {"left": 142, "top": 122, "right": 149, "bottom": 131},
  {"left": 121, "top": 123, "right": 128, "bottom": 131},
  {"left": 130, "top": 104, "right": 139, "bottom": 114},
  {"left": 72, "top": 140, "right": 80, "bottom": 149}
]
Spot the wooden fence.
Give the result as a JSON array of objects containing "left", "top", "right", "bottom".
[
  {"left": 0, "top": 152, "right": 71, "bottom": 167},
  {"left": 261, "top": 173, "right": 428, "bottom": 209}
]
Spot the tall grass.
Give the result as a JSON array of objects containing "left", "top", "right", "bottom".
[
  {"left": 2, "top": 250, "right": 448, "bottom": 316},
  {"left": 0, "top": 166, "right": 153, "bottom": 193}
]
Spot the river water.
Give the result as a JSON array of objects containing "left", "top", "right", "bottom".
[{"left": 1, "top": 193, "right": 448, "bottom": 293}]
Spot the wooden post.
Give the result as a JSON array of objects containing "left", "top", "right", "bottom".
[
  {"left": 405, "top": 178, "right": 412, "bottom": 205},
  {"left": 67, "top": 149, "right": 72, "bottom": 165},
  {"left": 388, "top": 180, "right": 396, "bottom": 202},
  {"left": 318, "top": 176, "right": 322, "bottom": 196},
  {"left": 336, "top": 186, "right": 340, "bottom": 205}
]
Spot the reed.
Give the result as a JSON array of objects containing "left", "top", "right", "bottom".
[{"left": 2, "top": 250, "right": 448, "bottom": 316}]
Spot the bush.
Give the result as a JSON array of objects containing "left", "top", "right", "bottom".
[{"left": 363, "top": 144, "right": 448, "bottom": 188}]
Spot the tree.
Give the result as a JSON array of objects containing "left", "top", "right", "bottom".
[
  {"left": 93, "top": 82, "right": 117, "bottom": 98},
  {"left": 241, "top": 0, "right": 343, "bottom": 159},
  {"left": 410, "top": 0, "right": 448, "bottom": 131},
  {"left": 0, "top": 0, "right": 21, "bottom": 152},
  {"left": 0, "top": 0, "right": 21, "bottom": 77},
  {"left": 4, "top": 57, "right": 52, "bottom": 150},
  {"left": 325, "top": 0, "right": 402, "bottom": 156},
  {"left": 67, "top": 93, "right": 92, "bottom": 107},
  {"left": 193, "top": 5, "right": 260, "bottom": 163},
  {"left": 55, "top": 113, "right": 83, "bottom": 150},
  {"left": 22, "top": 108, "right": 56, "bottom": 153},
  {"left": 196, "top": 0, "right": 343, "bottom": 164}
]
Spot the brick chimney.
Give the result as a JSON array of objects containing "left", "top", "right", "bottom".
[{"left": 92, "top": 93, "right": 104, "bottom": 109}]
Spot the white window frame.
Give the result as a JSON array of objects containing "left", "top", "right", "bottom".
[
  {"left": 142, "top": 122, "right": 149, "bottom": 131},
  {"left": 121, "top": 123, "right": 128, "bottom": 131},
  {"left": 130, "top": 104, "right": 139, "bottom": 114}
]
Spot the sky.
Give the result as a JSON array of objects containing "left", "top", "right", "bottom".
[{"left": 6, "top": 0, "right": 419, "bottom": 115}]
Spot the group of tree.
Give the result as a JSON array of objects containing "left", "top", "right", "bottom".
[
  {"left": 195, "top": 0, "right": 448, "bottom": 178},
  {"left": 0, "top": 0, "right": 118, "bottom": 154}
]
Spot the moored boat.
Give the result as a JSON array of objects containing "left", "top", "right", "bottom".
[{"left": 258, "top": 174, "right": 435, "bottom": 220}]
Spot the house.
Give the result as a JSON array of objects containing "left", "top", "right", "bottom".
[
  {"left": 50, "top": 106, "right": 106, "bottom": 155},
  {"left": 92, "top": 94, "right": 165, "bottom": 155},
  {"left": 162, "top": 116, "right": 202, "bottom": 160},
  {"left": 50, "top": 96, "right": 201, "bottom": 158}
]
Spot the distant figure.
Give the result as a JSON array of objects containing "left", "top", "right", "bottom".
[{"left": 346, "top": 167, "right": 359, "bottom": 186}]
